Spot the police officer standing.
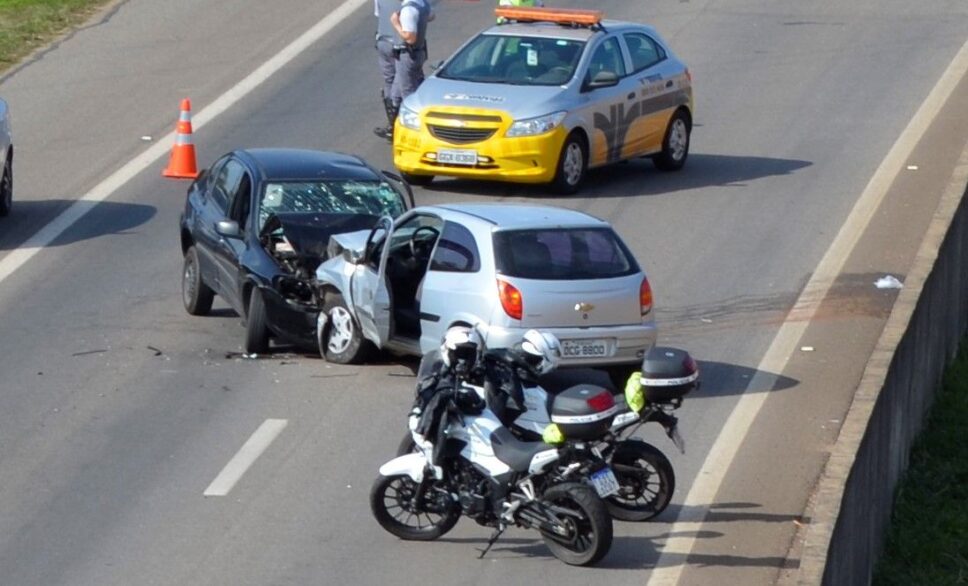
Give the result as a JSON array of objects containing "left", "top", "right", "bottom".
[
  {"left": 374, "top": 0, "right": 433, "bottom": 141},
  {"left": 373, "top": 0, "right": 401, "bottom": 140}
]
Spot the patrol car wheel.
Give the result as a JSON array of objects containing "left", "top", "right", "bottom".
[
  {"left": 401, "top": 172, "right": 434, "bottom": 186},
  {"left": 653, "top": 109, "right": 690, "bottom": 171},
  {"left": 551, "top": 133, "right": 587, "bottom": 195}
]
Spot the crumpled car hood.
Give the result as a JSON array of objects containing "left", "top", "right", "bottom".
[{"left": 262, "top": 212, "right": 378, "bottom": 267}]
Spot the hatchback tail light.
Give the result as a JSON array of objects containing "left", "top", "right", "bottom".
[
  {"left": 497, "top": 279, "right": 523, "bottom": 320},
  {"left": 640, "top": 277, "right": 653, "bottom": 316}
]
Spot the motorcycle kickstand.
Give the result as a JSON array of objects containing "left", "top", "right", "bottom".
[{"left": 478, "top": 525, "right": 506, "bottom": 559}]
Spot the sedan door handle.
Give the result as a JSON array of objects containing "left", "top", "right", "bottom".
[
  {"left": 627, "top": 92, "right": 636, "bottom": 100},
  {"left": 665, "top": 80, "right": 674, "bottom": 88}
]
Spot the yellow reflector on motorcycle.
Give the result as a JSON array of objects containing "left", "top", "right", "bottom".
[
  {"left": 542, "top": 423, "right": 565, "bottom": 445},
  {"left": 625, "top": 371, "right": 646, "bottom": 413}
]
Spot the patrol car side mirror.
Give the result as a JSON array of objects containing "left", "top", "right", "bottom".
[{"left": 584, "top": 71, "right": 619, "bottom": 91}]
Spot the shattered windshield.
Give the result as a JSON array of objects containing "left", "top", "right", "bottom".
[
  {"left": 438, "top": 34, "right": 585, "bottom": 86},
  {"left": 258, "top": 180, "right": 405, "bottom": 231}
]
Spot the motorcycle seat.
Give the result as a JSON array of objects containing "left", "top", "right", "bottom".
[{"left": 489, "top": 426, "right": 554, "bottom": 473}]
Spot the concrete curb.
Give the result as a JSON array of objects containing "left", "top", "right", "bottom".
[{"left": 796, "top": 142, "right": 968, "bottom": 584}]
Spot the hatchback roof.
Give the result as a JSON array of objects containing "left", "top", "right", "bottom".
[
  {"left": 237, "top": 148, "right": 378, "bottom": 182},
  {"left": 431, "top": 202, "right": 607, "bottom": 229}
]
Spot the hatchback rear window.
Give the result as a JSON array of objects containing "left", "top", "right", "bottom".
[{"left": 493, "top": 228, "right": 638, "bottom": 280}]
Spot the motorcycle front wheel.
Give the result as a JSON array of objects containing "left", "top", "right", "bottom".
[
  {"left": 370, "top": 474, "right": 460, "bottom": 541},
  {"left": 540, "top": 482, "right": 612, "bottom": 566},
  {"left": 607, "top": 439, "right": 675, "bottom": 521}
]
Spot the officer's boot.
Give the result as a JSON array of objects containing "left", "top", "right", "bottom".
[{"left": 373, "top": 96, "right": 399, "bottom": 141}]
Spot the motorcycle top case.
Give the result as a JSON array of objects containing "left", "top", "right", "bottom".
[
  {"left": 550, "top": 384, "right": 621, "bottom": 439},
  {"left": 640, "top": 347, "right": 699, "bottom": 402}
]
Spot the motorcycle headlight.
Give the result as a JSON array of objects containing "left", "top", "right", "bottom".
[
  {"left": 505, "top": 111, "right": 567, "bottom": 138},
  {"left": 399, "top": 104, "right": 421, "bottom": 130}
]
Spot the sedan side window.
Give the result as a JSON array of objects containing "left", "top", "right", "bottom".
[
  {"left": 586, "top": 37, "right": 627, "bottom": 82},
  {"left": 227, "top": 171, "right": 253, "bottom": 231},
  {"left": 430, "top": 222, "right": 480, "bottom": 273},
  {"left": 624, "top": 33, "right": 665, "bottom": 73},
  {"left": 211, "top": 159, "right": 245, "bottom": 215}
]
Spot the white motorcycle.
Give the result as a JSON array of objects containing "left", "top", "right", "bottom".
[
  {"left": 370, "top": 330, "right": 618, "bottom": 566},
  {"left": 399, "top": 330, "right": 697, "bottom": 522}
]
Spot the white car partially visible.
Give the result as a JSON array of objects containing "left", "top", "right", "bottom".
[{"left": 0, "top": 97, "right": 12, "bottom": 217}]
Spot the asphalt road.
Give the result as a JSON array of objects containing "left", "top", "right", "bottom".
[{"left": 0, "top": 0, "right": 965, "bottom": 584}]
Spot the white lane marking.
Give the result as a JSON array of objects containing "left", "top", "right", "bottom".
[
  {"left": 0, "top": 0, "right": 369, "bottom": 286},
  {"left": 647, "top": 37, "right": 968, "bottom": 586},
  {"left": 204, "top": 419, "right": 288, "bottom": 497}
]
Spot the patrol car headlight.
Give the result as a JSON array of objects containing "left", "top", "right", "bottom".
[
  {"left": 399, "top": 105, "right": 421, "bottom": 130},
  {"left": 505, "top": 111, "right": 567, "bottom": 138}
]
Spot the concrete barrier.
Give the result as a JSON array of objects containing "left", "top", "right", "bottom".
[{"left": 796, "top": 152, "right": 968, "bottom": 584}]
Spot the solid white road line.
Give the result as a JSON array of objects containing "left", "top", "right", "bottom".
[
  {"left": 646, "top": 37, "right": 968, "bottom": 586},
  {"left": 204, "top": 419, "right": 289, "bottom": 497},
  {"left": 0, "top": 0, "right": 369, "bottom": 286}
]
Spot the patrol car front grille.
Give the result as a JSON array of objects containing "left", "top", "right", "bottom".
[{"left": 428, "top": 125, "right": 496, "bottom": 145}]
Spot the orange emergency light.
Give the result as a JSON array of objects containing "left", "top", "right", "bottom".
[{"left": 494, "top": 6, "right": 604, "bottom": 26}]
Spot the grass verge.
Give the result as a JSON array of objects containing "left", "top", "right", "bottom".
[
  {"left": 0, "top": 0, "right": 112, "bottom": 73},
  {"left": 873, "top": 338, "right": 968, "bottom": 585}
]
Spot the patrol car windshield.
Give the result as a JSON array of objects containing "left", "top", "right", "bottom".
[
  {"left": 258, "top": 180, "right": 406, "bottom": 231},
  {"left": 439, "top": 34, "right": 585, "bottom": 86}
]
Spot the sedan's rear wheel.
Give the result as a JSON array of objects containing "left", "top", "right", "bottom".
[
  {"left": 182, "top": 246, "right": 214, "bottom": 316},
  {"left": 0, "top": 156, "right": 12, "bottom": 217}
]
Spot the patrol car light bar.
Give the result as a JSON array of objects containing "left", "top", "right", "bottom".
[{"left": 494, "top": 6, "right": 604, "bottom": 27}]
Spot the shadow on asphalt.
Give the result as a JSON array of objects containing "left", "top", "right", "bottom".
[
  {"left": 418, "top": 154, "right": 813, "bottom": 199},
  {"left": 0, "top": 199, "right": 156, "bottom": 252}
]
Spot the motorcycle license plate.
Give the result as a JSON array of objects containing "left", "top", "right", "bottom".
[
  {"left": 561, "top": 339, "right": 608, "bottom": 358},
  {"left": 590, "top": 467, "right": 620, "bottom": 498},
  {"left": 436, "top": 149, "right": 478, "bottom": 166}
]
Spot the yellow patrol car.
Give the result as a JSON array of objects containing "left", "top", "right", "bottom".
[{"left": 393, "top": 7, "right": 693, "bottom": 193}]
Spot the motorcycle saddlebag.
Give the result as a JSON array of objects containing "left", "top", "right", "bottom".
[
  {"left": 641, "top": 347, "right": 699, "bottom": 403},
  {"left": 550, "top": 384, "right": 621, "bottom": 439}
]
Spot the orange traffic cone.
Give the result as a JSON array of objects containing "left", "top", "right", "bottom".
[{"left": 162, "top": 98, "right": 199, "bottom": 179}]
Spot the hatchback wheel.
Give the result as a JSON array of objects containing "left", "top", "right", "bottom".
[{"left": 320, "top": 293, "right": 371, "bottom": 364}]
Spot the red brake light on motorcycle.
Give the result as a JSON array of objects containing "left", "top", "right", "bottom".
[
  {"left": 497, "top": 279, "right": 523, "bottom": 320},
  {"left": 640, "top": 277, "right": 653, "bottom": 316},
  {"left": 585, "top": 391, "right": 615, "bottom": 412}
]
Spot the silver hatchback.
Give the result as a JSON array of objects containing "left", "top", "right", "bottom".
[{"left": 314, "top": 203, "right": 656, "bottom": 382}]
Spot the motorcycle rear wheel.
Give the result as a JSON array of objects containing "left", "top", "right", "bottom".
[
  {"left": 370, "top": 474, "right": 460, "bottom": 541},
  {"left": 606, "top": 439, "right": 675, "bottom": 521},
  {"left": 540, "top": 482, "right": 612, "bottom": 566}
]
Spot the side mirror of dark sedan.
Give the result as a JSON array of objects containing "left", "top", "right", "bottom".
[
  {"left": 584, "top": 70, "right": 619, "bottom": 91},
  {"left": 215, "top": 220, "right": 241, "bottom": 239}
]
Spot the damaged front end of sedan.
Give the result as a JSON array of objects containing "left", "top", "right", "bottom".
[{"left": 256, "top": 212, "right": 379, "bottom": 347}]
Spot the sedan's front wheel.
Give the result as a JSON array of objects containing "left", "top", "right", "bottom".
[{"left": 244, "top": 288, "right": 271, "bottom": 354}]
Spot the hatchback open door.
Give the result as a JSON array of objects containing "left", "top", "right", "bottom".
[{"left": 350, "top": 216, "right": 394, "bottom": 345}]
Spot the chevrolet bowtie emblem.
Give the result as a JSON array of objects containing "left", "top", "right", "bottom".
[{"left": 575, "top": 302, "right": 595, "bottom": 312}]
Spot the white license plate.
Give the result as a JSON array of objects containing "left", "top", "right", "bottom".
[
  {"left": 437, "top": 149, "right": 478, "bottom": 166},
  {"left": 561, "top": 339, "right": 608, "bottom": 358},
  {"left": 590, "top": 467, "right": 620, "bottom": 498}
]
